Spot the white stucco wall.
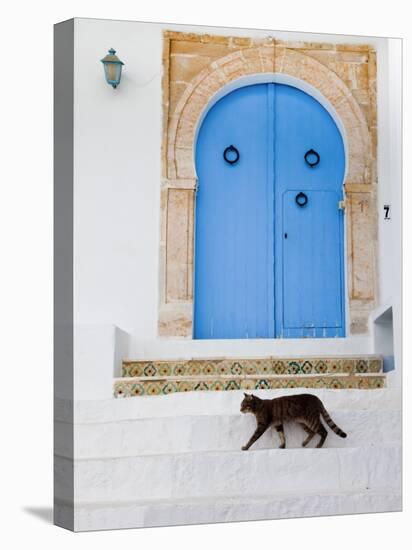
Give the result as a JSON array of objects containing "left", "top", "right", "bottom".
[
  {"left": 376, "top": 39, "right": 402, "bottom": 306},
  {"left": 374, "top": 38, "right": 402, "bottom": 385},
  {"left": 72, "top": 18, "right": 402, "bottom": 399}
]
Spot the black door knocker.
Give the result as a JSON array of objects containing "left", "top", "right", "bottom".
[
  {"left": 223, "top": 145, "right": 240, "bottom": 165},
  {"left": 295, "top": 192, "right": 308, "bottom": 208},
  {"left": 304, "top": 148, "right": 320, "bottom": 168}
]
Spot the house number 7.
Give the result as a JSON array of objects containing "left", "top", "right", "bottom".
[{"left": 384, "top": 204, "right": 391, "bottom": 220}]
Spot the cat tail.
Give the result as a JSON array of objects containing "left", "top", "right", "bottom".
[{"left": 320, "top": 404, "right": 347, "bottom": 438}]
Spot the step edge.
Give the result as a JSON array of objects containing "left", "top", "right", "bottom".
[
  {"left": 57, "top": 487, "right": 402, "bottom": 510},
  {"left": 123, "top": 355, "right": 384, "bottom": 364},
  {"left": 56, "top": 408, "right": 402, "bottom": 426},
  {"left": 58, "top": 442, "right": 403, "bottom": 461},
  {"left": 55, "top": 443, "right": 402, "bottom": 462},
  {"left": 116, "top": 373, "right": 386, "bottom": 382}
]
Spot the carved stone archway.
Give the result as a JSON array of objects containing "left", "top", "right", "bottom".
[{"left": 160, "top": 32, "right": 378, "bottom": 337}]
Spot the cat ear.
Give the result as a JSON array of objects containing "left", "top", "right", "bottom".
[{"left": 243, "top": 392, "right": 248, "bottom": 397}]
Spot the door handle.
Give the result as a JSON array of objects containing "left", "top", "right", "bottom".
[
  {"left": 295, "top": 192, "right": 308, "bottom": 207},
  {"left": 304, "top": 149, "right": 320, "bottom": 167},
  {"left": 223, "top": 145, "right": 240, "bottom": 165}
]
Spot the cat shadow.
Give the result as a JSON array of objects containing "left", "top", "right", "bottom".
[{"left": 23, "top": 506, "right": 53, "bottom": 524}]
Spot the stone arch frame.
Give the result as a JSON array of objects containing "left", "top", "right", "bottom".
[{"left": 159, "top": 36, "right": 378, "bottom": 338}]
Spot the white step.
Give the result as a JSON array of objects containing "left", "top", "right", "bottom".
[
  {"left": 131, "top": 337, "right": 373, "bottom": 360},
  {"left": 66, "top": 488, "right": 402, "bottom": 531},
  {"left": 55, "top": 410, "right": 401, "bottom": 458},
  {"left": 55, "top": 445, "right": 401, "bottom": 504},
  {"left": 55, "top": 388, "right": 401, "bottom": 424}
]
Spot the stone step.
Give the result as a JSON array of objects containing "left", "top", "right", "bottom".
[
  {"left": 132, "top": 337, "right": 373, "bottom": 361},
  {"left": 114, "top": 373, "right": 386, "bottom": 397},
  {"left": 56, "top": 410, "right": 401, "bottom": 459},
  {"left": 122, "top": 355, "right": 383, "bottom": 378},
  {"left": 55, "top": 388, "right": 400, "bottom": 424},
  {"left": 55, "top": 445, "right": 401, "bottom": 504},
  {"left": 66, "top": 488, "right": 402, "bottom": 531}
]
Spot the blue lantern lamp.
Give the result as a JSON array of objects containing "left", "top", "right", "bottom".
[{"left": 101, "top": 48, "right": 124, "bottom": 88}]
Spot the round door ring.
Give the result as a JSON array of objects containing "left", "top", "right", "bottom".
[
  {"left": 304, "top": 148, "right": 320, "bottom": 168},
  {"left": 223, "top": 145, "right": 240, "bottom": 165},
  {"left": 295, "top": 192, "right": 308, "bottom": 208}
]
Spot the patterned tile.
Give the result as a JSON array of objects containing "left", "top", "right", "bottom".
[
  {"left": 370, "top": 377, "right": 385, "bottom": 389},
  {"left": 194, "top": 381, "right": 209, "bottom": 391},
  {"left": 173, "top": 364, "right": 187, "bottom": 376},
  {"left": 315, "top": 360, "right": 328, "bottom": 374},
  {"left": 176, "top": 380, "right": 192, "bottom": 392},
  {"left": 126, "top": 364, "right": 143, "bottom": 377},
  {"left": 225, "top": 380, "right": 241, "bottom": 391},
  {"left": 216, "top": 362, "right": 231, "bottom": 375},
  {"left": 255, "top": 379, "right": 270, "bottom": 390},
  {"left": 287, "top": 361, "right": 300, "bottom": 374},
  {"left": 114, "top": 382, "right": 127, "bottom": 397},
  {"left": 244, "top": 364, "right": 257, "bottom": 375},
  {"left": 369, "top": 359, "right": 383, "bottom": 373},
  {"left": 117, "top": 357, "right": 385, "bottom": 397},
  {"left": 143, "top": 363, "right": 157, "bottom": 377},
  {"left": 301, "top": 361, "right": 313, "bottom": 374},
  {"left": 158, "top": 364, "right": 171, "bottom": 376},
  {"left": 113, "top": 374, "right": 386, "bottom": 397},
  {"left": 162, "top": 382, "right": 177, "bottom": 395},
  {"left": 146, "top": 382, "right": 161, "bottom": 395},
  {"left": 329, "top": 378, "right": 344, "bottom": 389},
  {"left": 241, "top": 378, "right": 256, "bottom": 390},
  {"left": 355, "top": 359, "right": 368, "bottom": 373},
  {"left": 273, "top": 361, "right": 286, "bottom": 374},
  {"left": 130, "top": 383, "right": 145, "bottom": 396},
  {"left": 189, "top": 364, "right": 201, "bottom": 376},
  {"left": 121, "top": 356, "right": 383, "bottom": 378},
  {"left": 203, "top": 362, "right": 217, "bottom": 375},
  {"left": 342, "top": 360, "right": 354, "bottom": 374},
  {"left": 255, "top": 360, "right": 272, "bottom": 374},
  {"left": 230, "top": 363, "right": 243, "bottom": 376}
]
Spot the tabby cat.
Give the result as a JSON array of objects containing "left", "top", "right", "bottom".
[{"left": 240, "top": 393, "right": 347, "bottom": 450}]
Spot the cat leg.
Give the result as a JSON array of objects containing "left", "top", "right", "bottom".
[
  {"left": 316, "top": 423, "right": 328, "bottom": 448},
  {"left": 276, "top": 424, "right": 286, "bottom": 449},
  {"left": 241, "top": 422, "right": 268, "bottom": 451},
  {"left": 300, "top": 424, "right": 315, "bottom": 447}
]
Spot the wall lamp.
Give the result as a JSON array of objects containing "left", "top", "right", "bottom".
[{"left": 101, "top": 48, "right": 124, "bottom": 88}]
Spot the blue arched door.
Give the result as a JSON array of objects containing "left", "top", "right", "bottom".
[{"left": 194, "top": 83, "right": 345, "bottom": 339}]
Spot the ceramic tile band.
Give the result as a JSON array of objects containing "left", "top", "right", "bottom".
[
  {"left": 114, "top": 374, "right": 385, "bottom": 397},
  {"left": 121, "top": 357, "right": 382, "bottom": 378}
]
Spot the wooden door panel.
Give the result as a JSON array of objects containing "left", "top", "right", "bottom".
[
  {"left": 194, "top": 83, "right": 345, "bottom": 340},
  {"left": 274, "top": 84, "right": 346, "bottom": 338},
  {"left": 194, "top": 84, "right": 274, "bottom": 339},
  {"left": 282, "top": 190, "right": 344, "bottom": 337}
]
